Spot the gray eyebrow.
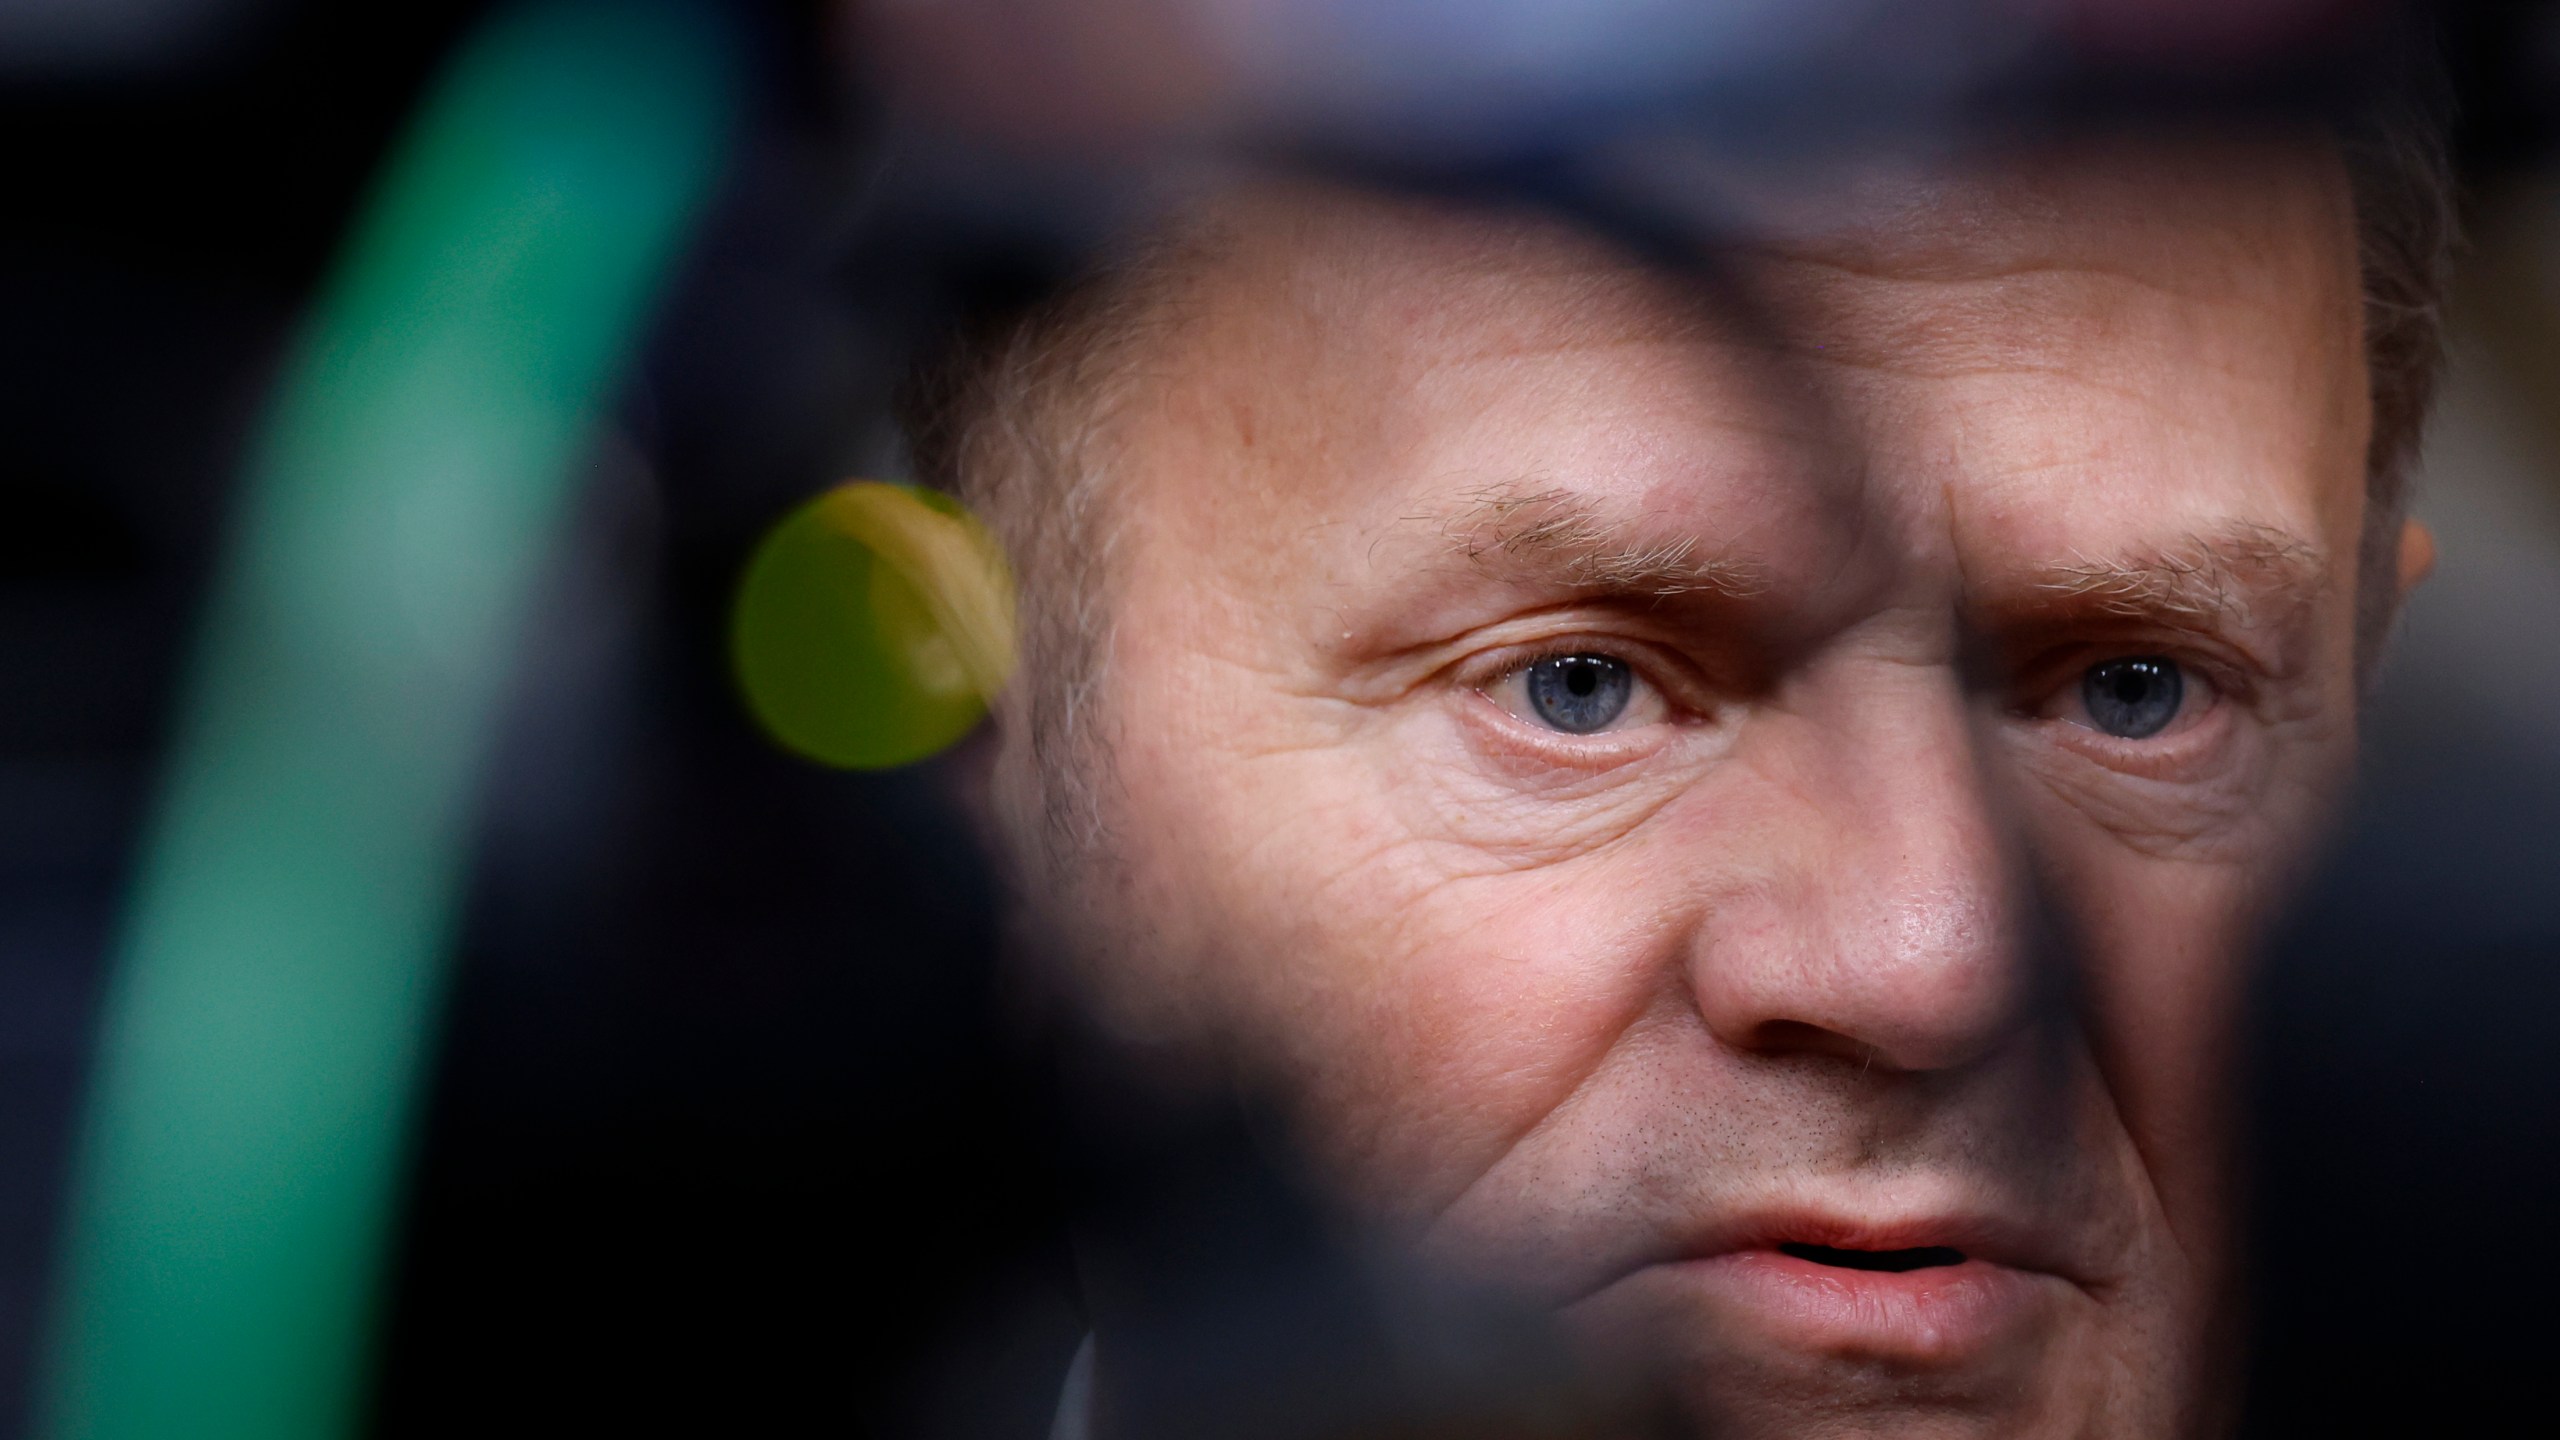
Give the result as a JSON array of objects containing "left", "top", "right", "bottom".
[
  {"left": 1435, "top": 485, "right": 1767, "bottom": 599},
  {"left": 2031, "top": 520, "right": 2327, "bottom": 632}
]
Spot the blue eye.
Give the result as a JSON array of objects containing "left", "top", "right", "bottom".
[
  {"left": 1523, "top": 654, "right": 1634, "bottom": 733},
  {"left": 2082, "top": 656, "right": 2183, "bottom": 738}
]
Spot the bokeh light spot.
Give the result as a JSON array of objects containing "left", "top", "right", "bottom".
[{"left": 733, "top": 482, "right": 1012, "bottom": 769}]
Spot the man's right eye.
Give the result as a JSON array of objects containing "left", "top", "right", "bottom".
[{"left": 1487, "top": 653, "right": 1664, "bottom": 735}]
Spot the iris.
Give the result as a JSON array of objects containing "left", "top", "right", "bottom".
[
  {"left": 1524, "top": 654, "right": 1633, "bottom": 733},
  {"left": 2083, "top": 656, "right": 2184, "bottom": 738}
]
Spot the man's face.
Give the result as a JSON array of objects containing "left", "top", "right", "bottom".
[{"left": 1034, "top": 145, "right": 2376, "bottom": 1436}]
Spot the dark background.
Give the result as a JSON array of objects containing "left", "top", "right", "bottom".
[{"left": 5, "top": 2, "right": 2558, "bottom": 1435}]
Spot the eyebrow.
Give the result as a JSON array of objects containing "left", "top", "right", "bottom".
[
  {"left": 2026, "top": 520, "right": 2327, "bottom": 635},
  {"left": 1434, "top": 485, "right": 1768, "bottom": 600},
  {"left": 1421, "top": 489, "right": 2328, "bottom": 658}
]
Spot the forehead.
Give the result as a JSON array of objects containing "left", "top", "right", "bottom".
[{"left": 1114, "top": 141, "right": 2368, "bottom": 624}]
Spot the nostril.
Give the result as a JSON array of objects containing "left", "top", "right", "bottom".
[{"left": 1742, "top": 1019, "right": 1881, "bottom": 1064}]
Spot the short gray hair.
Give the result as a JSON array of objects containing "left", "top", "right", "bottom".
[
  {"left": 2343, "top": 98, "right": 2463, "bottom": 672},
  {"left": 897, "top": 218, "right": 1221, "bottom": 874}
]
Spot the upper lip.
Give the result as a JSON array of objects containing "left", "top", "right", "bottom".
[{"left": 1637, "top": 1204, "right": 2092, "bottom": 1290}]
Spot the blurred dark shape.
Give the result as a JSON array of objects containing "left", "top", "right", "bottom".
[
  {"left": 2240, "top": 178, "right": 2560, "bottom": 1436},
  {"left": 1050, "top": 1031, "right": 1670, "bottom": 1440},
  {"left": 5, "top": 3, "right": 2560, "bottom": 1439},
  {"left": 0, "top": 0, "right": 282, "bottom": 79},
  {"left": 850, "top": 0, "right": 2411, "bottom": 166}
]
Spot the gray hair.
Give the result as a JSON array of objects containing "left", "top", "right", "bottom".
[
  {"left": 897, "top": 219, "right": 1220, "bottom": 877},
  {"left": 2343, "top": 99, "right": 2463, "bottom": 674}
]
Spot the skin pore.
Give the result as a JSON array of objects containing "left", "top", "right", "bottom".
[{"left": 1006, "top": 142, "right": 2418, "bottom": 1437}]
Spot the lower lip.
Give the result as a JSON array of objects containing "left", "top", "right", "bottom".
[{"left": 1667, "top": 1248, "right": 2050, "bottom": 1363}]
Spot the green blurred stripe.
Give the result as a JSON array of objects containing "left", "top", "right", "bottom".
[{"left": 38, "top": 5, "right": 739, "bottom": 1437}]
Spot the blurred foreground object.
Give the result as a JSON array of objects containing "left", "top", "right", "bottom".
[
  {"left": 733, "top": 482, "right": 1016, "bottom": 769},
  {"left": 852, "top": 0, "right": 2396, "bottom": 161},
  {"left": 34, "top": 4, "right": 738, "bottom": 1438}
]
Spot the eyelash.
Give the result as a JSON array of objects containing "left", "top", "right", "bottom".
[
  {"left": 1450, "top": 632, "right": 2253, "bottom": 763},
  {"left": 1466, "top": 641, "right": 1691, "bottom": 733},
  {"left": 2011, "top": 647, "right": 2250, "bottom": 787},
  {"left": 2017, "top": 646, "right": 2239, "bottom": 712}
]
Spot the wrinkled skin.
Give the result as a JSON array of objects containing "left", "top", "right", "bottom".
[{"left": 997, "top": 143, "right": 2425, "bottom": 1437}]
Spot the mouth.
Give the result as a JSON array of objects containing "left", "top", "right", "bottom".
[
  {"left": 1597, "top": 1213, "right": 2071, "bottom": 1365},
  {"left": 1775, "top": 1241, "right": 1968, "bottom": 1273}
]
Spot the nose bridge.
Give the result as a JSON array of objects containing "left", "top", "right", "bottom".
[{"left": 1694, "top": 651, "right": 2026, "bottom": 1072}]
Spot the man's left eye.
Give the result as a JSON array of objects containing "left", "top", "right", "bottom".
[
  {"left": 2082, "top": 657, "right": 2181, "bottom": 737},
  {"left": 1488, "top": 653, "right": 1665, "bottom": 735},
  {"left": 2058, "top": 654, "right": 2212, "bottom": 739}
]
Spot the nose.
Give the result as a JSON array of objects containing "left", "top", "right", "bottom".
[{"left": 1688, "top": 654, "right": 2028, "bottom": 1074}]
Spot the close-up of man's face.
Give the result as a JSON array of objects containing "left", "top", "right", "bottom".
[
  {"left": 961, "top": 138, "right": 2424, "bottom": 1438},
  {"left": 47, "top": 3, "right": 2560, "bottom": 1436}
]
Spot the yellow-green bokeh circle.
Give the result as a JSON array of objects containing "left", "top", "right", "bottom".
[{"left": 732, "top": 487, "right": 986, "bottom": 768}]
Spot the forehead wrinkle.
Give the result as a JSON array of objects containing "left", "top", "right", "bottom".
[
  {"left": 1732, "top": 274, "right": 2332, "bottom": 394},
  {"left": 1421, "top": 329, "right": 1736, "bottom": 374},
  {"left": 1431, "top": 483, "right": 1769, "bottom": 600},
  {"left": 1792, "top": 353, "right": 2240, "bottom": 427},
  {"left": 1736, "top": 251, "right": 2291, "bottom": 311}
]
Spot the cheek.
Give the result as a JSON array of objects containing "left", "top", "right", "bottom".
[
  {"left": 1104, "top": 698, "right": 1696, "bottom": 1219},
  {"left": 1301, "top": 855, "right": 1694, "bottom": 1220},
  {"left": 2018, "top": 817, "right": 2262, "bottom": 1240}
]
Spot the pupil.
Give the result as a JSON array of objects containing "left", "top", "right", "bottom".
[
  {"left": 2082, "top": 656, "right": 2181, "bottom": 739},
  {"left": 1524, "top": 654, "right": 1632, "bottom": 734}
]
